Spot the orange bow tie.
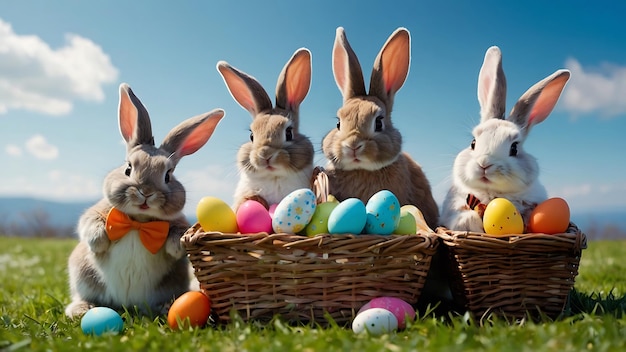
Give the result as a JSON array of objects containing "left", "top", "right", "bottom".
[{"left": 105, "top": 207, "right": 170, "bottom": 254}]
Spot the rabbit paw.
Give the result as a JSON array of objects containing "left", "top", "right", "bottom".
[
  {"left": 86, "top": 230, "right": 111, "bottom": 254},
  {"left": 65, "top": 300, "right": 94, "bottom": 319},
  {"left": 455, "top": 211, "right": 484, "bottom": 233},
  {"left": 165, "top": 235, "right": 185, "bottom": 259}
]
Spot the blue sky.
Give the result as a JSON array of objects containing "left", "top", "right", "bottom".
[{"left": 1, "top": 1, "right": 625, "bottom": 220}]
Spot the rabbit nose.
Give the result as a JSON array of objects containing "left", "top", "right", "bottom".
[{"left": 477, "top": 157, "right": 492, "bottom": 170}]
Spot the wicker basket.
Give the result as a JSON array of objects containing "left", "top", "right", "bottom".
[
  {"left": 181, "top": 167, "right": 439, "bottom": 325},
  {"left": 436, "top": 224, "right": 587, "bottom": 320}
]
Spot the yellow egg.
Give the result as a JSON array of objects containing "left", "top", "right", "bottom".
[
  {"left": 528, "top": 197, "right": 570, "bottom": 234},
  {"left": 482, "top": 198, "right": 524, "bottom": 236},
  {"left": 400, "top": 205, "right": 433, "bottom": 232},
  {"left": 196, "top": 196, "right": 238, "bottom": 233}
]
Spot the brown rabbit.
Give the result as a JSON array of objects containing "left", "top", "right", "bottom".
[
  {"left": 65, "top": 83, "right": 225, "bottom": 318},
  {"left": 216, "top": 49, "right": 314, "bottom": 210},
  {"left": 322, "top": 27, "right": 439, "bottom": 228}
]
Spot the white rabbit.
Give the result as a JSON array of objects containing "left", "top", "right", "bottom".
[
  {"left": 65, "top": 83, "right": 225, "bottom": 318},
  {"left": 216, "top": 49, "right": 314, "bottom": 210},
  {"left": 441, "top": 46, "right": 570, "bottom": 232}
]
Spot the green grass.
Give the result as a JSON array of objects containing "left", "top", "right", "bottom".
[{"left": 1, "top": 236, "right": 625, "bottom": 352}]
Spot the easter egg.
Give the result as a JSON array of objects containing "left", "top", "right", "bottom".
[
  {"left": 527, "top": 197, "right": 570, "bottom": 234},
  {"left": 268, "top": 203, "right": 278, "bottom": 217},
  {"left": 352, "top": 307, "right": 398, "bottom": 335},
  {"left": 304, "top": 200, "right": 339, "bottom": 236},
  {"left": 80, "top": 307, "right": 124, "bottom": 336},
  {"left": 236, "top": 200, "right": 273, "bottom": 234},
  {"left": 196, "top": 196, "right": 238, "bottom": 233},
  {"left": 364, "top": 190, "right": 401, "bottom": 235},
  {"left": 482, "top": 198, "right": 524, "bottom": 236},
  {"left": 327, "top": 198, "right": 367, "bottom": 235},
  {"left": 272, "top": 188, "right": 317, "bottom": 234},
  {"left": 358, "top": 297, "right": 416, "bottom": 329},
  {"left": 400, "top": 205, "right": 433, "bottom": 232},
  {"left": 393, "top": 208, "right": 417, "bottom": 235},
  {"left": 167, "top": 291, "right": 211, "bottom": 330}
]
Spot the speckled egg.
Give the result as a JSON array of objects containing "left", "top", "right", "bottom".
[
  {"left": 304, "top": 200, "right": 339, "bottom": 236},
  {"left": 327, "top": 198, "right": 367, "bottom": 235},
  {"left": 483, "top": 198, "right": 524, "bottom": 236},
  {"left": 364, "top": 190, "right": 401, "bottom": 235},
  {"left": 358, "top": 297, "right": 415, "bottom": 329},
  {"left": 272, "top": 188, "right": 317, "bottom": 234},
  {"left": 352, "top": 307, "right": 398, "bottom": 335}
]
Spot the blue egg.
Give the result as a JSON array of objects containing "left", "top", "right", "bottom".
[
  {"left": 365, "top": 190, "right": 401, "bottom": 235},
  {"left": 81, "top": 307, "right": 124, "bottom": 336},
  {"left": 327, "top": 198, "right": 366, "bottom": 234}
]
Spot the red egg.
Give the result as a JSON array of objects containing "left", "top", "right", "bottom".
[
  {"left": 527, "top": 197, "right": 570, "bottom": 234},
  {"left": 167, "top": 291, "right": 211, "bottom": 330}
]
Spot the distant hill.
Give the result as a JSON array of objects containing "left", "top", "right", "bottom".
[{"left": 0, "top": 197, "right": 624, "bottom": 239}]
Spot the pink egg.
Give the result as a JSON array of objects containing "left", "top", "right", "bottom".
[
  {"left": 236, "top": 200, "right": 273, "bottom": 234},
  {"left": 358, "top": 297, "right": 415, "bottom": 329},
  {"left": 268, "top": 203, "right": 278, "bottom": 218}
]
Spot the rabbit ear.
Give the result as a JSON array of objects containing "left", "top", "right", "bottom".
[
  {"left": 160, "top": 109, "right": 225, "bottom": 163},
  {"left": 369, "top": 27, "right": 410, "bottom": 109},
  {"left": 477, "top": 46, "right": 507, "bottom": 122},
  {"left": 508, "top": 69, "right": 570, "bottom": 134},
  {"left": 118, "top": 83, "right": 154, "bottom": 148},
  {"left": 216, "top": 61, "right": 273, "bottom": 117},
  {"left": 332, "top": 27, "right": 366, "bottom": 101},
  {"left": 275, "top": 48, "right": 312, "bottom": 112}
]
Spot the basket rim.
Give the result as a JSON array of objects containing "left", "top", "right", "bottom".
[
  {"left": 435, "top": 223, "right": 587, "bottom": 251},
  {"left": 182, "top": 221, "right": 440, "bottom": 252}
]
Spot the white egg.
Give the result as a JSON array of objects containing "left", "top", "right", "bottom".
[
  {"left": 272, "top": 188, "right": 317, "bottom": 234},
  {"left": 352, "top": 307, "right": 398, "bottom": 335}
]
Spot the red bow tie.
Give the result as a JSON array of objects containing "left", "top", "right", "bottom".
[
  {"left": 466, "top": 194, "right": 487, "bottom": 218},
  {"left": 105, "top": 207, "right": 169, "bottom": 254}
]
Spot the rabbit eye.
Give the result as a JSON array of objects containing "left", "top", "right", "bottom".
[
  {"left": 249, "top": 131, "right": 254, "bottom": 142},
  {"left": 375, "top": 116, "right": 384, "bottom": 132},
  {"left": 125, "top": 163, "right": 132, "bottom": 177},
  {"left": 285, "top": 127, "right": 293, "bottom": 142},
  {"left": 470, "top": 139, "right": 476, "bottom": 150},
  {"left": 165, "top": 169, "right": 173, "bottom": 184},
  {"left": 510, "top": 142, "right": 519, "bottom": 156},
  {"left": 336, "top": 119, "right": 340, "bottom": 130}
]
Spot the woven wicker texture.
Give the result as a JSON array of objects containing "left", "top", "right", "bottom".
[
  {"left": 183, "top": 223, "right": 438, "bottom": 325},
  {"left": 437, "top": 224, "right": 587, "bottom": 320}
]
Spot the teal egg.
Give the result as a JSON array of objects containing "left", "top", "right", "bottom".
[
  {"left": 327, "top": 198, "right": 366, "bottom": 234},
  {"left": 365, "top": 190, "right": 401, "bottom": 235},
  {"left": 81, "top": 307, "right": 124, "bottom": 336}
]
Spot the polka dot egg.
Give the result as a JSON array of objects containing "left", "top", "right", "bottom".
[
  {"left": 272, "top": 188, "right": 317, "bottom": 234},
  {"left": 364, "top": 190, "right": 401, "bottom": 235}
]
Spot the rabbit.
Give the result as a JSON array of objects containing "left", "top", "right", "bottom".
[
  {"left": 65, "top": 83, "right": 225, "bottom": 318},
  {"left": 440, "top": 46, "right": 571, "bottom": 233},
  {"left": 216, "top": 48, "right": 315, "bottom": 210},
  {"left": 322, "top": 27, "right": 439, "bottom": 229}
]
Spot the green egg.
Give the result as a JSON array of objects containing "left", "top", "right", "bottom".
[
  {"left": 393, "top": 210, "right": 417, "bottom": 235},
  {"left": 304, "top": 201, "right": 339, "bottom": 236}
]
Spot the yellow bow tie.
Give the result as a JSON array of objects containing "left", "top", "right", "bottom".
[{"left": 105, "top": 207, "right": 170, "bottom": 254}]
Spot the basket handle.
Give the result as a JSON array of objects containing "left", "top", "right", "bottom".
[{"left": 311, "top": 166, "right": 329, "bottom": 204}]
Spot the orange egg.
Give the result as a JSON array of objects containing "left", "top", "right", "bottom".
[
  {"left": 527, "top": 197, "right": 570, "bottom": 234},
  {"left": 167, "top": 291, "right": 211, "bottom": 330}
]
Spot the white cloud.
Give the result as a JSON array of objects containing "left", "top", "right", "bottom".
[
  {"left": 560, "top": 58, "right": 626, "bottom": 118},
  {"left": 5, "top": 144, "right": 22, "bottom": 157},
  {"left": 25, "top": 134, "right": 58, "bottom": 160},
  {"left": 0, "top": 169, "right": 101, "bottom": 201},
  {"left": 0, "top": 18, "right": 118, "bottom": 116},
  {"left": 549, "top": 182, "right": 626, "bottom": 213}
]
